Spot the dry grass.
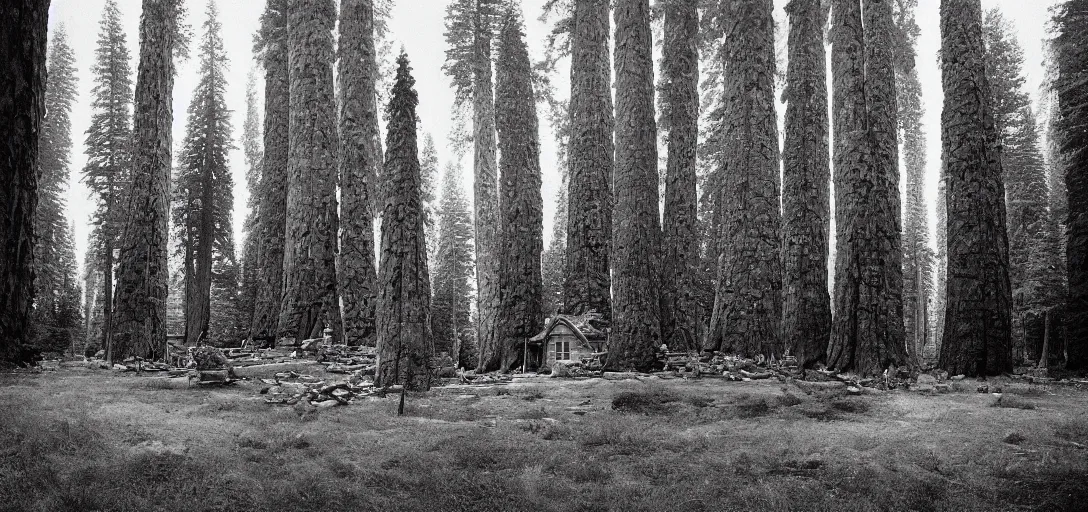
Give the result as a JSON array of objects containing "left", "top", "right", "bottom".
[{"left": 2, "top": 371, "right": 1087, "bottom": 511}]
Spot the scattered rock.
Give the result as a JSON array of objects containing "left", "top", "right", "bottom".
[{"left": 1003, "top": 432, "right": 1026, "bottom": 445}]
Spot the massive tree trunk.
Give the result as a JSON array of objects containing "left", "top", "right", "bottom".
[
  {"left": 279, "top": 0, "right": 344, "bottom": 343},
  {"left": 112, "top": 0, "right": 180, "bottom": 361},
  {"left": 705, "top": 0, "right": 782, "bottom": 359},
  {"left": 937, "top": 0, "right": 1012, "bottom": 376},
  {"left": 608, "top": 0, "right": 661, "bottom": 371},
  {"left": 660, "top": 0, "right": 699, "bottom": 351},
  {"left": 826, "top": 0, "right": 908, "bottom": 376},
  {"left": 563, "top": 0, "right": 613, "bottom": 321},
  {"left": 251, "top": 0, "right": 289, "bottom": 343},
  {"left": 781, "top": 0, "right": 830, "bottom": 368},
  {"left": 495, "top": 11, "right": 544, "bottom": 373},
  {"left": 0, "top": 0, "right": 49, "bottom": 365},
  {"left": 338, "top": 0, "right": 380, "bottom": 346},
  {"left": 473, "top": 4, "right": 502, "bottom": 371},
  {"left": 376, "top": 54, "right": 432, "bottom": 391}
]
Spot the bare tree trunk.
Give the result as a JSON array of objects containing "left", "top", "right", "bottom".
[
  {"left": 279, "top": 0, "right": 344, "bottom": 343},
  {"left": 660, "top": 0, "right": 699, "bottom": 351},
  {"left": 495, "top": 11, "right": 544, "bottom": 373},
  {"left": 113, "top": 0, "right": 180, "bottom": 361},
  {"left": 251, "top": 0, "right": 289, "bottom": 343},
  {"left": 609, "top": 0, "right": 662, "bottom": 371},
  {"left": 706, "top": 0, "right": 782, "bottom": 359},
  {"left": 473, "top": 4, "right": 503, "bottom": 372},
  {"left": 781, "top": 0, "right": 831, "bottom": 368},
  {"left": 338, "top": 0, "right": 380, "bottom": 346},
  {"left": 563, "top": 0, "right": 613, "bottom": 321},
  {"left": 0, "top": 0, "right": 49, "bottom": 365},
  {"left": 937, "top": 0, "right": 1012, "bottom": 376}
]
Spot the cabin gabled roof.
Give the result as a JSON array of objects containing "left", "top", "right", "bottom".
[{"left": 529, "top": 313, "right": 608, "bottom": 348}]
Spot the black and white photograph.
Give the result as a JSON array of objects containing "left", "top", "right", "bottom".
[{"left": 1, "top": 0, "right": 1086, "bottom": 509}]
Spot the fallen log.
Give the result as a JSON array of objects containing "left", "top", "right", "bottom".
[{"left": 232, "top": 361, "right": 323, "bottom": 379}]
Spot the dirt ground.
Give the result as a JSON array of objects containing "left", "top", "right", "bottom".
[{"left": 2, "top": 366, "right": 1087, "bottom": 512}]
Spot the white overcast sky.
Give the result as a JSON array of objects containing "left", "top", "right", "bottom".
[{"left": 48, "top": 0, "right": 1058, "bottom": 275}]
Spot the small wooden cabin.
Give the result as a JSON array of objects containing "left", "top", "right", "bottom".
[{"left": 525, "top": 313, "right": 608, "bottom": 370}]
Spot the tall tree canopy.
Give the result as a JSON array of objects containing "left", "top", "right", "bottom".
[
  {"left": 432, "top": 162, "right": 475, "bottom": 368},
  {"left": 171, "top": 1, "right": 235, "bottom": 346},
  {"left": 376, "top": 53, "right": 433, "bottom": 391}
]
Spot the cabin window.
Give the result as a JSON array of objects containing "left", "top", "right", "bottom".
[{"left": 556, "top": 340, "right": 570, "bottom": 361}]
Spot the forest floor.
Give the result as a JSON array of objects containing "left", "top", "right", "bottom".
[{"left": 2, "top": 366, "right": 1088, "bottom": 512}]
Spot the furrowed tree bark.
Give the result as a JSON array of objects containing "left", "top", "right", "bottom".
[
  {"left": 279, "top": 0, "right": 344, "bottom": 344},
  {"left": 563, "top": 0, "right": 613, "bottom": 321},
  {"left": 112, "top": 0, "right": 180, "bottom": 361},
  {"left": 376, "top": 54, "right": 432, "bottom": 391},
  {"left": 495, "top": 11, "right": 544, "bottom": 373},
  {"left": 337, "top": 0, "right": 380, "bottom": 346},
  {"left": 937, "top": 0, "right": 1012, "bottom": 376},
  {"left": 473, "top": 4, "right": 502, "bottom": 372},
  {"left": 705, "top": 0, "right": 782, "bottom": 359},
  {"left": 0, "top": 0, "right": 49, "bottom": 365},
  {"left": 826, "top": 0, "right": 908, "bottom": 376},
  {"left": 251, "top": 0, "right": 289, "bottom": 343},
  {"left": 781, "top": 0, "right": 831, "bottom": 369},
  {"left": 609, "top": 0, "right": 661, "bottom": 371},
  {"left": 660, "top": 0, "right": 699, "bottom": 351}
]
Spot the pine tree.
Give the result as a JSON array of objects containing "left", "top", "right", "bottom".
[
  {"left": 781, "top": 0, "right": 830, "bottom": 368},
  {"left": 494, "top": 8, "right": 544, "bottom": 372},
  {"left": 33, "top": 24, "right": 80, "bottom": 354},
  {"left": 609, "top": 0, "right": 661, "bottom": 371},
  {"left": 706, "top": 0, "right": 781, "bottom": 359},
  {"left": 172, "top": 1, "right": 235, "bottom": 346},
  {"left": 420, "top": 133, "right": 440, "bottom": 275},
  {"left": 376, "top": 53, "right": 433, "bottom": 391},
  {"left": 338, "top": 0, "right": 380, "bottom": 346},
  {"left": 238, "top": 70, "right": 263, "bottom": 337},
  {"left": 83, "top": 229, "right": 105, "bottom": 355},
  {"left": 563, "top": 0, "right": 613, "bottom": 321},
  {"left": 938, "top": 0, "right": 1012, "bottom": 376},
  {"left": 984, "top": 9, "right": 1057, "bottom": 363},
  {"left": 659, "top": 0, "right": 699, "bottom": 351},
  {"left": 1051, "top": 0, "right": 1088, "bottom": 370},
  {"left": 443, "top": 0, "right": 502, "bottom": 369},
  {"left": 82, "top": 0, "right": 134, "bottom": 359},
  {"left": 251, "top": 0, "right": 289, "bottom": 343},
  {"left": 894, "top": 0, "right": 935, "bottom": 365},
  {"left": 112, "top": 0, "right": 186, "bottom": 361},
  {"left": 279, "top": 0, "right": 343, "bottom": 343},
  {"left": 432, "top": 162, "right": 475, "bottom": 367}
]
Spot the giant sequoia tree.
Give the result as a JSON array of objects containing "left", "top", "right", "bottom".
[
  {"left": 279, "top": 0, "right": 343, "bottom": 343},
  {"left": 493, "top": 10, "right": 544, "bottom": 372},
  {"left": 609, "top": 0, "right": 661, "bottom": 371},
  {"left": 33, "top": 25, "right": 81, "bottom": 354},
  {"left": 826, "top": 0, "right": 907, "bottom": 376},
  {"left": 376, "top": 54, "right": 433, "bottom": 391},
  {"left": 706, "top": 0, "right": 781, "bottom": 359},
  {"left": 338, "top": 0, "right": 380, "bottom": 346},
  {"left": 172, "top": 2, "right": 235, "bottom": 346},
  {"left": 1052, "top": 0, "right": 1088, "bottom": 370},
  {"left": 660, "top": 0, "right": 699, "bottom": 351},
  {"left": 563, "top": 0, "right": 613, "bottom": 321},
  {"left": 443, "top": 0, "right": 502, "bottom": 369},
  {"left": 938, "top": 0, "right": 1012, "bottom": 376},
  {"left": 251, "top": 0, "right": 289, "bottom": 342},
  {"left": 781, "top": 0, "right": 830, "bottom": 368},
  {"left": 113, "top": 0, "right": 185, "bottom": 361}
]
